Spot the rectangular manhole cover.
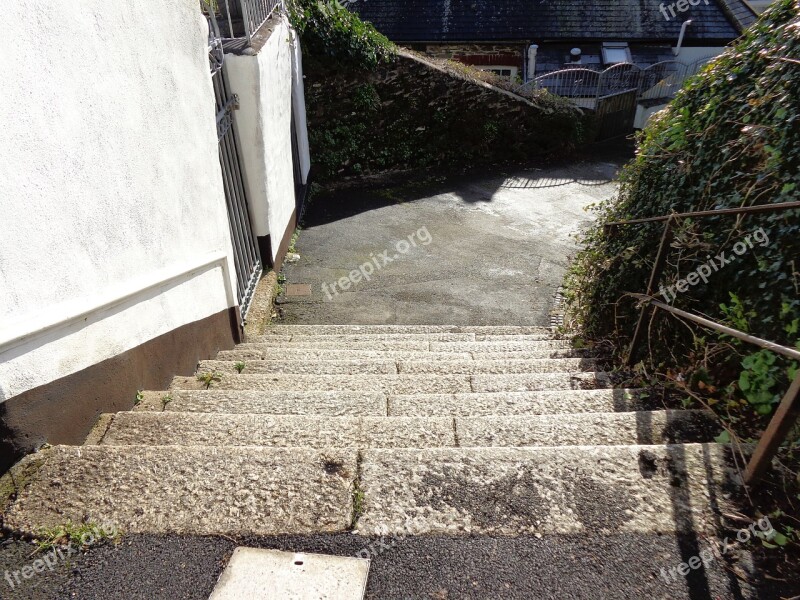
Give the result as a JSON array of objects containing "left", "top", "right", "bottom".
[
  {"left": 209, "top": 547, "right": 369, "bottom": 599},
  {"left": 285, "top": 284, "right": 313, "bottom": 297}
]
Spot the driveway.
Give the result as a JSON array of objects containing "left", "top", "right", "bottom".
[{"left": 278, "top": 159, "right": 624, "bottom": 326}]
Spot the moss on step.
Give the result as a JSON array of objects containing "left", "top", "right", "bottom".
[{"left": 0, "top": 449, "right": 50, "bottom": 518}]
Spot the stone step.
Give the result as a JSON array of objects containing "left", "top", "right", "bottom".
[
  {"left": 5, "top": 443, "right": 735, "bottom": 537},
  {"left": 98, "top": 413, "right": 455, "bottom": 448},
  {"left": 390, "top": 389, "right": 651, "bottom": 416},
  {"left": 95, "top": 411, "right": 715, "bottom": 448},
  {"left": 198, "top": 358, "right": 597, "bottom": 376},
  {"left": 217, "top": 347, "right": 595, "bottom": 361},
  {"left": 457, "top": 410, "right": 716, "bottom": 446},
  {"left": 199, "top": 359, "right": 400, "bottom": 376},
  {"left": 247, "top": 339, "right": 580, "bottom": 351},
  {"left": 241, "top": 340, "right": 432, "bottom": 351},
  {"left": 431, "top": 341, "right": 575, "bottom": 352},
  {"left": 254, "top": 333, "right": 479, "bottom": 342},
  {"left": 215, "top": 349, "right": 475, "bottom": 361},
  {"left": 135, "top": 389, "right": 646, "bottom": 417},
  {"left": 397, "top": 358, "right": 596, "bottom": 374},
  {"left": 3, "top": 446, "right": 356, "bottom": 536},
  {"left": 356, "top": 444, "right": 737, "bottom": 536},
  {"left": 172, "top": 372, "right": 609, "bottom": 394},
  {"left": 135, "top": 390, "right": 389, "bottom": 416},
  {"left": 264, "top": 325, "right": 555, "bottom": 336}
]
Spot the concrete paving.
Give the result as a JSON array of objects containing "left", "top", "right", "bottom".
[
  {"left": 279, "top": 161, "right": 622, "bottom": 326},
  {"left": 208, "top": 548, "right": 370, "bottom": 600}
]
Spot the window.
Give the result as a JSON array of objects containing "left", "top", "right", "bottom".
[
  {"left": 476, "top": 66, "right": 519, "bottom": 79},
  {"left": 601, "top": 42, "right": 632, "bottom": 65}
]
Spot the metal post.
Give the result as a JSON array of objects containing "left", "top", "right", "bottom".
[
  {"left": 223, "top": 0, "right": 235, "bottom": 38},
  {"left": 627, "top": 215, "right": 674, "bottom": 366},
  {"left": 744, "top": 371, "right": 800, "bottom": 485},
  {"left": 240, "top": 0, "right": 254, "bottom": 43}
]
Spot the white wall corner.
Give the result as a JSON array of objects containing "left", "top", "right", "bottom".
[{"left": 290, "top": 24, "right": 312, "bottom": 184}]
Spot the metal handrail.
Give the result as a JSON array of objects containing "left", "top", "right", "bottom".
[
  {"left": 605, "top": 200, "right": 800, "bottom": 229},
  {"left": 241, "top": 0, "right": 283, "bottom": 43},
  {"left": 204, "top": 0, "right": 283, "bottom": 45},
  {"left": 627, "top": 293, "right": 800, "bottom": 362},
  {"left": 606, "top": 201, "right": 800, "bottom": 485}
]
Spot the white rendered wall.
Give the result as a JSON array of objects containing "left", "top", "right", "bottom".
[
  {"left": 291, "top": 28, "right": 312, "bottom": 185},
  {"left": 226, "top": 16, "right": 302, "bottom": 264},
  {"left": 0, "top": 0, "right": 237, "bottom": 400},
  {"left": 671, "top": 46, "right": 725, "bottom": 63},
  {"left": 634, "top": 47, "right": 725, "bottom": 129}
]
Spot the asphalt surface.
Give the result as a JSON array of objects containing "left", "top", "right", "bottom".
[
  {"left": 278, "top": 160, "right": 623, "bottom": 326},
  {"left": 4, "top": 531, "right": 797, "bottom": 600}
]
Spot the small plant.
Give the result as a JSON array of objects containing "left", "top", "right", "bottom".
[
  {"left": 134, "top": 390, "right": 144, "bottom": 406},
  {"left": 351, "top": 486, "right": 365, "bottom": 526},
  {"left": 35, "top": 521, "right": 119, "bottom": 552},
  {"left": 234, "top": 362, "right": 246, "bottom": 374},
  {"left": 196, "top": 372, "right": 222, "bottom": 389},
  {"left": 160, "top": 393, "right": 173, "bottom": 410},
  {"left": 288, "top": 228, "right": 302, "bottom": 254}
]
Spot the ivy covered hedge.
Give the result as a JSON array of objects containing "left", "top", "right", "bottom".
[{"left": 566, "top": 0, "right": 799, "bottom": 417}]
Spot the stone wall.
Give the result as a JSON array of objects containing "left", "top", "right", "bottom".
[
  {"left": 304, "top": 49, "right": 590, "bottom": 183},
  {"left": 423, "top": 43, "right": 526, "bottom": 72}
]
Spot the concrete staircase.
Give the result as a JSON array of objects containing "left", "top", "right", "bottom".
[{"left": 3, "top": 326, "right": 736, "bottom": 540}]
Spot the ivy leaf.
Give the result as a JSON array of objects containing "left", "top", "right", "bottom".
[
  {"left": 773, "top": 532, "right": 789, "bottom": 546},
  {"left": 714, "top": 430, "right": 731, "bottom": 443}
]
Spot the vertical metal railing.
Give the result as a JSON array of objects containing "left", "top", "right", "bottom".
[
  {"left": 240, "top": 0, "right": 284, "bottom": 43},
  {"left": 211, "top": 0, "right": 283, "bottom": 44},
  {"left": 519, "top": 57, "right": 714, "bottom": 104},
  {"left": 213, "top": 69, "right": 262, "bottom": 318},
  {"left": 205, "top": 6, "right": 263, "bottom": 318}
]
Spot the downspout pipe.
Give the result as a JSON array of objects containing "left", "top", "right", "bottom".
[
  {"left": 527, "top": 44, "right": 538, "bottom": 81},
  {"left": 673, "top": 19, "right": 692, "bottom": 55}
]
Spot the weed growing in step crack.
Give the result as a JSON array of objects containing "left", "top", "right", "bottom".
[
  {"left": 234, "top": 362, "right": 246, "bottom": 374},
  {"left": 134, "top": 390, "right": 144, "bottom": 406},
  {"left": 160, "top": 394, "right": 173, "bottom": 411},
  {"left": 34, "top": 520, "right": 120, "bottom": 553},
  {"left": 196, "top": 372, "right": 223, "bottom": 389}
]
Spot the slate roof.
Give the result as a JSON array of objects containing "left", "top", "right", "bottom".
[{"left": 347, "top": 0, "right": 757, "bottom": 43}]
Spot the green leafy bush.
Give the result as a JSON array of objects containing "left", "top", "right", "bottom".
[
  {"left": 287, "top": 0, "right": 394, "bottom": 69},
  {"left": 565, "top": 0, "right": 800, "bottom": 415}
]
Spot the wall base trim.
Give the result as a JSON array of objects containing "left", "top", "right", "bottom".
[
  {"left": 256, "top": 208, "right": 297, "bottom": 271},
  {"left": 0, "top": 307, "right": 238, "bottom": 475}
]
